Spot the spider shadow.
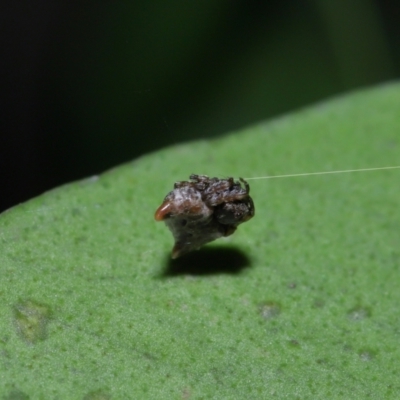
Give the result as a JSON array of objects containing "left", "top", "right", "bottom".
[{"left": 161, "top": 246, "right": 252, "bottom": 277}]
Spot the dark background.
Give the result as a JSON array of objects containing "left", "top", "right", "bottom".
[{"left": 1, "top": 1, "right": 399, "bottom": 212}]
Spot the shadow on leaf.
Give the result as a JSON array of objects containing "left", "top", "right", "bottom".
[{"left": 161, "top": 246, "right": 251, "bottom": 277}]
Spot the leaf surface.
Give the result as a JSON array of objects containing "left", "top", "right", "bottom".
[{"left": 1, "top": 83, "right": 400, "bottom": 399}]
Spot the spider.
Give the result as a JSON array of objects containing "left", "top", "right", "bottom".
[{"left": 155, "top": 174, "right": 255, "bottom": 258}]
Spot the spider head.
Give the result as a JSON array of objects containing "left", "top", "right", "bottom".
[{"left": 214, "top": 196, "right": 255, "bottom": 227}]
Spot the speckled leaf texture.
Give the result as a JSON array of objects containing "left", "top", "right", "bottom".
[{"left": 1, "top": 83, "right": 400, "bottom": 399}]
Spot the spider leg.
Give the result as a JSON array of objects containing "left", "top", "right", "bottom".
[{"left": 240, "top": 178, "right": 250, "bottom": 194}]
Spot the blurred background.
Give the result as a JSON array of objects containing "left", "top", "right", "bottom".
[{"left": 1, "top": 0, "right": 399, "bottom": 212}]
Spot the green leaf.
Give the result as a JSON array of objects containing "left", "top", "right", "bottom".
[{"left": 1, "top": 83, "right": 400, "bottom": 398}]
